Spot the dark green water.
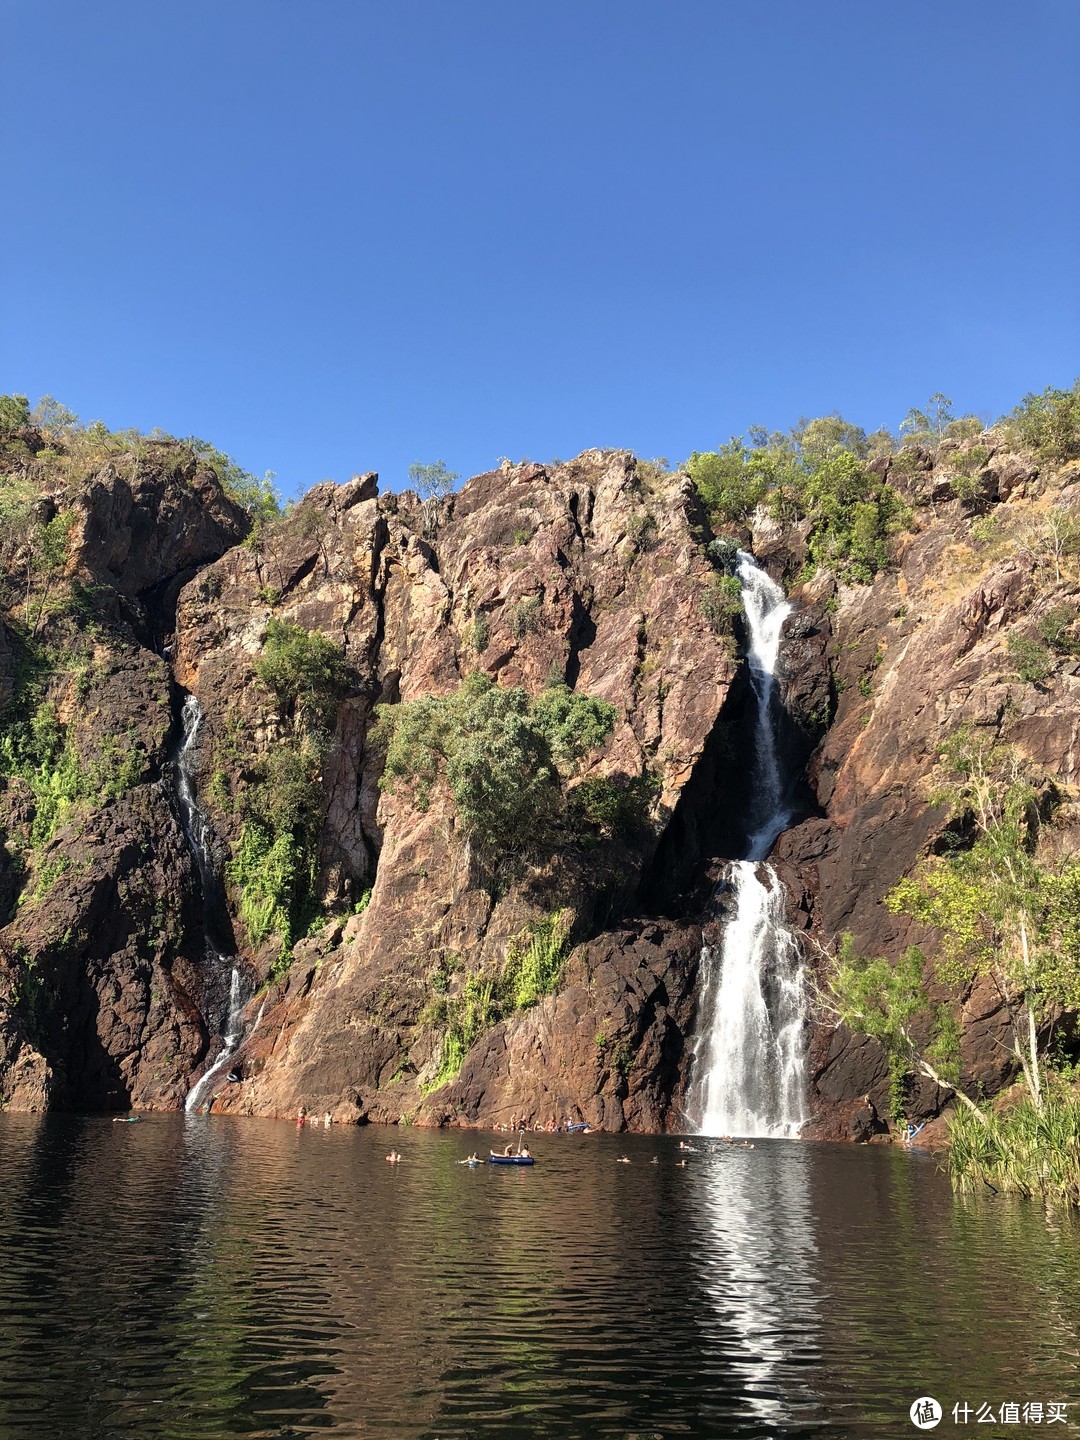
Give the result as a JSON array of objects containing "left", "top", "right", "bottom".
[{"left": 0, "top": 1115, "right": 1077, "bottom": 1439}]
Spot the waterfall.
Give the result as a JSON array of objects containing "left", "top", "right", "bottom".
[
  {"left": 172, "top": 693, "right": 250, "bottom": 1114},
  {"left": 693, "top": 552, "right": 807, "bottom": 1139},
  {"left": 176, "top": 696, "right": 216, "bottom": 898},
  {"left": 184, "top": 966, "right": 245, "bottom": 1115}
]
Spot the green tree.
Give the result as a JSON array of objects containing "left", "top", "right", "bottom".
[
  {"left": 254, "top": 620, "right": 349, "bottom": 725},
  {"left": 408, "top": 460, "right": 459, "bottom": 500},
  {"left": 899, "top": 393, "right": 956, "bottom": 444},
  {"left": 30, "top": 394, "right": 79, "bottom": 440},
  {"left": 1006, "top": 380, "right": 1080, "bottom": 463},
  {"left": 374, "top": 672, "right": 616, "bottom": 860},
  {"left": 0, "top": 393, "right": 31, "bottom": 433},
  {"left": 886, "top": 730, "right": 1080, "bottom": 1111},
  {"left": 826, "top": 936, "right": 973, "bottom": 1121},
  {"left": 686, "top": 440, "right": 773, "bottom": 524},
  {"left": 794, "top": 414, "right": 868, "bottom": 460}
]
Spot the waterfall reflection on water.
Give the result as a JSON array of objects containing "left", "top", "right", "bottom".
[
  {"left": 694, "top": 1141, "right": 822, "bottom": 1427},
  {"left": 693, "top": 553, "right": 807, "bottom": 1138},
  {"left": 2, "top": 1117, "right": 1078, "bottom": 1439}
]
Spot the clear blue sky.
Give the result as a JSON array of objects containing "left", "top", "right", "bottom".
[{"left": 3, "top": 1, "right": 1077, "bottom": 498}]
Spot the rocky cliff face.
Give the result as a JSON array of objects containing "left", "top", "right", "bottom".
[
  {"left": 775, "top": 447, "right": 1080, "bottom": 1138},
  {"left": 173, "top": 452, "right": 744, "bottom": 1127},
  {"left": 1, "top": 423, "right": 1077, "bottom": 1137},
  {"left": 0, "top": 439, "right": 250, "bottom": 1110}
]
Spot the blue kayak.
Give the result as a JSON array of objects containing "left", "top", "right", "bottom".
[{"left": 488, "top": 1153, "right": 535, "bottom": 1165}]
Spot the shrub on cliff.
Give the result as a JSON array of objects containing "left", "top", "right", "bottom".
[
  {"left": 373, "top": 672, "right": 616, "bottom": 860},
  {"left": 796, "top": 450, "right": 910, "bottom": 582},
  {"left": 686, "top": 417, "right": 909, "bottom": 583},
  {"left": 255, "top": 620, "right": 349, "bottom": 726},
  {"left": 1006, "top": 380, "right": 1080, "bottom": 464}
]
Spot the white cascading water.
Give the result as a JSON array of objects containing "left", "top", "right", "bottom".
[
  {"left": 694, "top": 552, "right": 807, "bottom": 1139},
  {"left": 176, "top": 696, "right": 216, "bottom": 894},
  {"left": 184, "top": 966, "right": 245, "bottom": 1115},
  {"left": 174, "top": 694, "right": 250, "bottom": 1115}
]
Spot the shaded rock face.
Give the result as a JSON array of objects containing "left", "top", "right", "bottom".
[
  {"left": 0, "top": 452, "right": 249, "bottom": 1111},
  {"left": 439, "top": 922, "right": 703, "bottom": 1132},
  {"left": 69, "top": 450, "right": 251, "bottom": 646}
]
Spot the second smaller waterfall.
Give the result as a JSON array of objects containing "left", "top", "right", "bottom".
[
  {"left": 176, "top": 695, "right": 217, "bottom": 899},
  {"left": 172, "top": 692, "right": 252, "bottom": 1114},
  {"left": 184, "top": 965, "right": 246, "bottom": 1114}
]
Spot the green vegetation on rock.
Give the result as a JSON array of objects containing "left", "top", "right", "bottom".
[
  {"left": 425, "top": 911, "right": 572, "bottom": 1090},
  {"left": 828, "top": 729, "right": 1080, "bottom": 1202},
  {"left": 1006, "top": 379, "right": 1080, "bottom": 464},
  {"left": 225, "top": 625, "right": 350, "bottom": 961},
  {"left": 374, "top": 672, "right": 616, "bottom": 861},
  {"left": 0, "top": 390, "right": 279, "bottom": 520},
  {"left": 686, "top": 384, "right": 1080, "bottom": 585},
  {"left": 255, "top": 619, "right": 350, "bottom": 724},
  {"left": 0, "top": 640, "right": 147, "bottom": 897},
  {"left": 687, "top": 417, "right": 910, "bottom": 583}
]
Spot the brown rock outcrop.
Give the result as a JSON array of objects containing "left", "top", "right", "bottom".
[
  {"left": 186, "top": 453, "right": 741, "bottom": 1124},
  {"left": 790, "top": 475, "right": 1080, "bottom": 1129},
  {"left": 0, "top": 447, "right": 249, "bottom": 1111}
]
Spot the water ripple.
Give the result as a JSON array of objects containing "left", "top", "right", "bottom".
[{"left": 0, "top": 1116, "right": 1078, "bottom": 1438}]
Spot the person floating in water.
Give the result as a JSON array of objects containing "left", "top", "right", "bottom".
[
  {"left": 616, "top": 1155, "right": 630, "bottom": 1164},
  {"left": 386, "top": 1150, "right": 401, "bottom": 1163}
]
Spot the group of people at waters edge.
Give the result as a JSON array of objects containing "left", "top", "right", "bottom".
[
  {"left": 498, "top": 1113, "right": 589, "bottom": 1133},
  {"left": 295, "top": 1105, "right": 759, "bottom": 1155},
  {"left": 295, "top": 1104, "right": 590, "bottom": 1134},
  {"left": 295, "top": 1106, "right": 335, "bottom": 1127}
]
